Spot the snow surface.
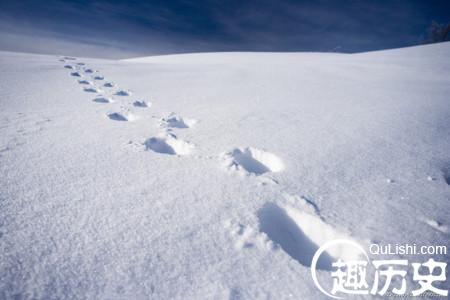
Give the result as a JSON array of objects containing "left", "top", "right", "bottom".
[{"left": 0, "top": 43, "right": 449, "bottom": 299}]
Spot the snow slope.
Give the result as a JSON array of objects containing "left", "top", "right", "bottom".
[{"left": 0, "top": 43, "right": 449, "bottom": 299}]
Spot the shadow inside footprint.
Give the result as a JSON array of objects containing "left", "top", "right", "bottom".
[
  {"left": 84, "top": 87, "right": 99, "bottom": 93},
  {"left": 232, "top": 150, "right": 270, "bottom": 175},
  {"left": 133, "top": 100, "right": 149, "bottom": 108},
  {"left": 93, "top": 97, "right": 113, "bottom": 103},
  {"left": 115, "top": 90, "right": 131, "bottom": 96},
  {"left": 78, "top": 80, "right": 91, "bottom": 85},
  {"left": 108, "top": 113, "right": 128, "bottom": 121},
  {"left": 145, "top": 138, "right": 176, "bottom": 155},
  {"left": 258, "top": 203, "right": 334, "bottom": 270}
]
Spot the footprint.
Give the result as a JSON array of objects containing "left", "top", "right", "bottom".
[
  {"left": 64, "top": 65, "right": 74, "bottom": 69},
  {"left": 93, "top": 97, "right": 114, "bottom": 104},
  {"left": 107, "top": 112, "right": 136, "bottom": 121},
  {"left": 115, "top": 90, "right": 132, "bottom": 96},
  {"left": 78, "top": 80, "right": 93, "bottom": 85},
  {"left": 257, "top": 201, "right": 359, "bottom": 270},
  {"left": 76, "top": 62, "right": 85, "bottom": 66},
  {"left": 160, "top": 113, "right": 197, "bottom": 129},
  {"left": 63, "top": 56, "right": 77, "bottom": 60},
  {"left": 84, "top": 69, "right": 94, "bottom": 74},
  {"left": 133, "top": 100, "right": 151, "bottom": 108},
  {"left": 71, "top": 72, "right": 82, "bottom": 77},
  {"left": 84, "top": 87, "right": 102, "bottom": 93},
  {"left": 221, "top": 147, "right": 284, "bottom": 175},
  {"left": 104, "top": 82, "right": 115, "bottom": 88},
  {"left": 144, "top": 133, "right": 194, "bottom": 155},
  {"left": 93, "top": 75, "right": 104, "bottom": 80}
]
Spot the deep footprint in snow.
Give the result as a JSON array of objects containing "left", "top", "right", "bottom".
[
  {"left": 258, "top": 201, "right": 359, "bottom": 270},
  {"left": 93, "top": 75, "right": 104, "bottom": 80},
  {"left": 84, "top": 68, "right": 94, "bottom": 74},
  {"left": 104, "top": 82, "right": 115, "bottom": 87},
  {"left": 144, "top": 133, "right": 194, "bottom": 155},
  {"left": 93, "top": 97, "right": 114, "bottom": 103},
  {"left": 133, "top": 100, "right": 151, "bottom": 108},
  {"left": 258, "top": 203, "right": 332, "bottom": 270},
  {"left": 222, "top": 147, "right": 284, "bottom": 175},
  {"left": 71, "top": 72, "right": 82, "bottom": 77},
  {"left": 64, "top": 65, "right": 74, "bottom": 69},
  {"left": 84, "top": 87, "right": 103, "bottom": 93},
  {"left": 78, "top": 80, "right": 93, "bottom": 85},
  {"left": 160, "top": 113, "right": 197, "bottom": 129},
  {"left": 259, "top": 194, "right": 361, "bottom": 269},
  {"left": 107, "top": 112, "right": 136, "bottom": 121},
  {"left": 115, "top": 89, "right": 132, "bottom": 96}
]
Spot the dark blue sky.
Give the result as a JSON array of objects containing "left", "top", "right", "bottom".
[{"left": 0, "top": 0, "right": 448, "bottom": 58}]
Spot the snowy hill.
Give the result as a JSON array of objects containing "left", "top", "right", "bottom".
[{"left": 0, "top": 43, "right": 449, "bottom": 299}]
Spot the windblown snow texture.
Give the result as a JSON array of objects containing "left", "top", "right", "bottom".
[{"left": 0, "top": 43, "right": 449, "bottom": 299}]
